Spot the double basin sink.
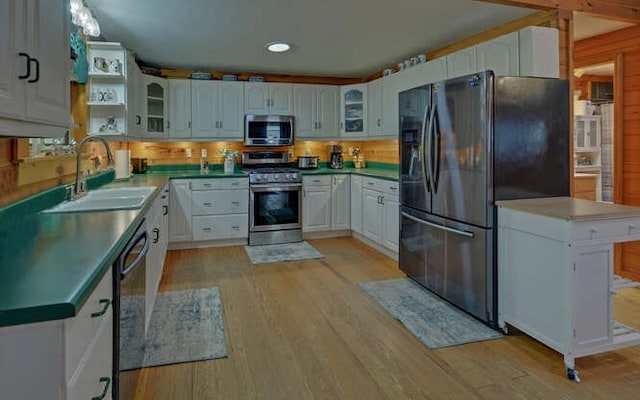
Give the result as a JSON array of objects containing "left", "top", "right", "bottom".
[{"left": 44, "top": 186, "right": 156, "bottom": 213}]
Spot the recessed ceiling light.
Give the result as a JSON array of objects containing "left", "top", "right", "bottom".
[{"left": 265, "top": 42, "right": 291, "bottom": 53}]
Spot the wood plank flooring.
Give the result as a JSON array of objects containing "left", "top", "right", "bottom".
[{"left": 130, "top": 238, "right": 640, "bottom": 399}]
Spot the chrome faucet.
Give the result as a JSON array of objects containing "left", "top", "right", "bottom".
[{"left": 73, "top": 136, "right": 115, "bottom": 200}]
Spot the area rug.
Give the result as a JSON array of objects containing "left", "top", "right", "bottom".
[
  {"left": 360, "top": 279, "right": 502, "bottom": 349},
  {"left": 244, "top": 241, "right": 324, "bottom": 265},
  {"left": 120, "top": 287, "right": 227, "bottom": 370}
]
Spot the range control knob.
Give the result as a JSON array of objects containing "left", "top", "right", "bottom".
[
  {"left": 285, "top": 174, "right": 292, "bottom": 180},
  {"left": 274, "top": 174, "right": 281, "bottom": 181}
]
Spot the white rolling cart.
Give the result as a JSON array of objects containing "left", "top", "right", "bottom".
[{"left": 497, "top": 197, "right": 640, "bottom": 381}]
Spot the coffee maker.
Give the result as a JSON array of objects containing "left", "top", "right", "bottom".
[{"left": 328, "top": 145, "right": 343, "bottom": 169}]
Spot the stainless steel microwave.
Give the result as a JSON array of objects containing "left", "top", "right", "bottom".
[{"left": 245, "top": 115, "right": 294, "bottom": 146}]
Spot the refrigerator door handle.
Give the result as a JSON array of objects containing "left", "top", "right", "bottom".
[
  {"left": 422, "top": 106, "right": 433, "bottom": 192},
  {"left": 401, "top": 212, "right": 475, "bottom": 238},
  {"left": 421, "top": 104, "right": 431, "bottom": 192},
  {"left": 426, "top": 101, "right": 437, "bottom": 193},
  {"left": 431, "top": 105, "right": 441, "bottom": 192}
]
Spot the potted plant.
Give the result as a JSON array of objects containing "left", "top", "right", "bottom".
[{"left": 219, "top": 148, "right": 239, "bottom": 174}]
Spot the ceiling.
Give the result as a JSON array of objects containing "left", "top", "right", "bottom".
[
  {"left": 573, "top": 12, "right": 635, "bottom": 41},
  {"left": 85, "top": 0, "right": 536, "bottom": 78},
  {"left": 572, "top": 12, "right": 636, "bottom": 77}
]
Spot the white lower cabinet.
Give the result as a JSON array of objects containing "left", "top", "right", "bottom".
[
  {"left": 169, "top": 179, "right": 192, "bottom": 242},
  {"left": 360, "top": 177, "right": 399, "bottom": 252},
  {"left": 382, "top": 194, "right": 400, "bottom": 250},
  {"left": 146, "top": 182, "right": 169, "bottom": 331},
  {"left": 302, "top": 176, "right": 332, "bottom": 233},
  {"left": 0, "top": 269, "right": 113, "bottom": 400},
  {"left": 362, "top": 188, "right": 383, "bottom": 243},
  {"left": 169, "top": 178, "right": 249, "bottom": 247},
  {"left": 350, "top": 175, "right": 362, "bottom": 233},
  {"left": 302, "top": 174, "right": 351, "bottom": 234},
  {"left": 331, "top": 175, "right": 350, "bottom": 230}
]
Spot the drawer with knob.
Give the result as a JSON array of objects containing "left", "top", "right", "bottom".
[
  {"left": 191, "top": 190, "right": 249, "bottom": 216},
  {"left": 192, "top": 215, "right": 248, "bottom": 240}
]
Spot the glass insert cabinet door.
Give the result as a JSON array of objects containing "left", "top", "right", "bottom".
[
  {"left": 145, "top": 76, "right": 168, "bottom": 135},
  {"left": 340, "top": 84, "right": 367, "bottom": 136}
]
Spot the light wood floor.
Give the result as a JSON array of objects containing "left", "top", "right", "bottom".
[{"left": 130, "top": 237, "right": 640, "bottom": 399}]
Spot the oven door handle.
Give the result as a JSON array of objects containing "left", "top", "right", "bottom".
[
  {"left": 250, "top": 183, "right": 302, "bottom": 192},
  {"left": 120, "top": 229, "right": 150, "bottom": 278}
]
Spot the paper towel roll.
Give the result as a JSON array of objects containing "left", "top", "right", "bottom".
[{"left": 115, "top": 149, "right": 131, "bottom": 180}]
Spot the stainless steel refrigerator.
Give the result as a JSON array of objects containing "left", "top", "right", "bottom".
[{"left": 399, "top": 71, "right": 569, "bottom": 326}]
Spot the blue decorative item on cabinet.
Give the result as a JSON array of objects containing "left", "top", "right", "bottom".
[{"left": 70, "top": 33, "right": 88, "bottom": 84}]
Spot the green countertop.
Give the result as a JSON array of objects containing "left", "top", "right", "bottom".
[{"left": 0, "top": 165, "right": 397, "bottom": 327}]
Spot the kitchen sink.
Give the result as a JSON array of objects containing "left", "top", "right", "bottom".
[{"left": 43, "top": 186, "right": 156, "bottom": 213}]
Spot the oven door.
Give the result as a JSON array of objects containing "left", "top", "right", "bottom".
[{"left": 250, "top": 183, "right": 302, "bottom": 232}]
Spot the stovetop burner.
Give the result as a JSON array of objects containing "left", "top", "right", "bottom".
[{"left": 242, "top": 151, "right": 302, "bottom": 184}]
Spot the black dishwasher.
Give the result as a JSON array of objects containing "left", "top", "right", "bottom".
[{"left": 112, "top": 218, "right": 148, "bottom": 400}]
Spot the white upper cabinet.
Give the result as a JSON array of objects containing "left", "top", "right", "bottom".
[
  {"left": 192, "top": 80, "right": 244, "bottom": 140},
  {"left": 127, "top": 55, "right": 145, "bottom": 138},
  {"left": 0, "top": 0, "right": 70, "bottom": 137},
  {"left": 476, "top": 31, "right": 519, "bottom": 76},
  {"left": 382, "top": 58, "right": 447, "bottom": 140},
  {"left": 169, "top": 79, "right": 192, "bottom": 138},
  {"left": 316, "top": 85, "right": 339, "bottom": 137},
  {"left": 340, "top": 83, "right": 367, "bottom": 138},
  {"left": 367, "top": 78, "right": 383, "bottom": 137},
  {"left": 217, "top": 81, "right": 244, "bottom": 139},
  {"left": 519, "top": 26, "right": 559, "bottom": 78},
  {"left": 293, "top": 84, "right": 339, "bottom": 139},
  {"left": 446, "top": 47, "right": 477, "bottom": 79},
  {"left": 245, "top": 82, "right": 293, "bottom": 115}
]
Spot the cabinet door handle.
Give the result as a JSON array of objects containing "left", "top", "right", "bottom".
[
  {"left": 313, "top": 179, "right": 321, "bottom": 183},
  {"left": 162, "top": 205, "right": 168, "bottom": 215},
  {"left": 18, "top": 52, "right": 31, "bottom": 79},
  {"left": 153, "top": 228, "right": 160, "bottom": 243},
  {"left": 340, "top": 122, "right": 344, "bottom": 130},
  {"left": 188, "top": 121, "right": 192, "bottom": 128},
  {"left": 219, "top": 121, "right": 223, "bottom": 129},
  {"left": 377, "top": 119, "right": 381, "bottom": 127},
  {"left": 302, "top": 189, "right": 306, "bottom": 197},
  {"left": 91, "top": 377, "right": 111, "bottom": 400},
  {"left": 318, "top": 121, "right": 322, "bottom": 130},
  {"left": 203, "top": 202, "right": 212, "bottom": 207},
  {"left": 389, "top": 186, "right": 397, "bottom": 191},
  {"left": 167, "top": 120, "right": 171, "bottom": 129},
  {"left": 136, "top": 115, "right": 141, "bottom": 125},
  {"left": 203, "top": 227, "right": 212, "bottom": 232},
  {"left": 203, "top": 183, "right": 212, "bottom": 187},
  {"left": 215, "top": 121, "right": 219, "bottom": 129},
  {"left": 27, "top": 57, "right": 40, "bottom": 83},
  {"left": 90, "top": 299, "right": 111, "bottom": 318},
  {"left": 231, "top": 201, "right": 240, "bottom": 205},
  {"left": 231, "top": 225, "right": 240, "bottom": 230},
  {"left": 231, "top": 182, "right": 239, "bottom": 186},
  {"left": 367, "top": 182, "right": 374, "bottom": 186},
  {"left": 380, "top": 195, "right": 384, "bottom": 205}
]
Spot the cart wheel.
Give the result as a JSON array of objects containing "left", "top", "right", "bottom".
[{"left": 567, "top": 368, "right": 580, "bottom": 382}]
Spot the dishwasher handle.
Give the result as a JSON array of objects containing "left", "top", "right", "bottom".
[{"left": 119, "top": 227, "right": 150, "bottom": 278}]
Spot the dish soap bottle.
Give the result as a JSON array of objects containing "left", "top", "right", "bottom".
[{"left": 200, "top": 148, "right": 209, "bottom": 174}]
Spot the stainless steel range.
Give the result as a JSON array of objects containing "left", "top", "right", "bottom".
[{"left": 243, "top": 151, "right": 303, "bottom": 246}]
